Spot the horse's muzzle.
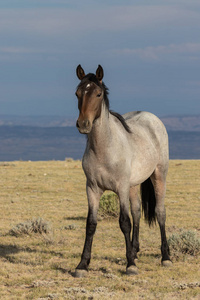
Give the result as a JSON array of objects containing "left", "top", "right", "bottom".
[{"left": 76, "top": 119, "right": 92, "bottom": 134}]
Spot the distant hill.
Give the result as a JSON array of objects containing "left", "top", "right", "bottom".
[
  {"left": 0, "top": 114, "right": 199, "bottom": 161},
  {"left": 168, "top": 131, "right": 200, "bottom": 159},
  {"left": 0, "top": 126, "right": 85, "bottom": 161},
  {"left": 161, "top": 115, "right": 200, "bottom": 132},
  {"left": 0, "top": 125, "right": 199, "bottom": 161},
  {"left": 0, "top": 115, "right": 75, "bottom": 127},
  {"left": 0, "top": 114, "right": 200, "bottom": 131}
]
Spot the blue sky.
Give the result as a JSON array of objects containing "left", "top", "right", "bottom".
[{"left": 0, "top": 0, "right": 200, "bottom": 117}]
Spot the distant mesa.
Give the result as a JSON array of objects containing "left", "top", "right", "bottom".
[{"left": 0, "top": 114, "right": 199, "bottom": 161}]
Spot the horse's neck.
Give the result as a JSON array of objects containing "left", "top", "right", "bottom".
[{"left": 87, "top": 104, "right": 112, "bottom": 154}]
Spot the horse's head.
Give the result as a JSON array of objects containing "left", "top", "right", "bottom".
[{"left": 75, "top": 65, "right": 105, "bottom": 134}]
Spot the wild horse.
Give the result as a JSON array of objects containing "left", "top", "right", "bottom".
[{"left": 74, "top": 65, "right": 172, "bottom": 277}]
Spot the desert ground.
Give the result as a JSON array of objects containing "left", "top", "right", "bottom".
[{"left": 0, "top": 160, "right": 199, "bottom": 299}]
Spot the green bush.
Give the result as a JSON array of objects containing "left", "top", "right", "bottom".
[
  {"left": 168, "top": 230, "right": 200, "bottom": 259},
  {"left": 99, "top": 193, "right": 119, "bottom": 218}
]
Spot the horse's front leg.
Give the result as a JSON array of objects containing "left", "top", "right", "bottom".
[
  {"left": 75, "top": 183, "right": 103, "bottom": 277},
  {"left": 119, "top": 190, "right": 138, "bottom": 275}
]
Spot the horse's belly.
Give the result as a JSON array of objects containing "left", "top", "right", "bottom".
[{"left": 130, "top": 155, "right": 157, "bottom": 186}]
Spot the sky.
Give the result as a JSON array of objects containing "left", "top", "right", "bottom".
[{"left": 0, "top": 0, "right": 200, "bottom": 118}]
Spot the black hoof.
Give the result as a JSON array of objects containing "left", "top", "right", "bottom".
[
  {"left": 126, "top": 265, "right": 138, "bottom": 275},
  {"left": 162, "top": 260, "right": 173, "bottom": 267},
  {"left": 74, "top": 269, "right": 88, "bottom": 278}
]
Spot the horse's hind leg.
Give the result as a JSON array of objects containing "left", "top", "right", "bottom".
[
  {"left": 129, "top": 186, "right": 141, "bottom": 258},
  {"left": 151, "top": 167, "right": 172, "bottom": 266},
  {"left": 118, "top": 189, "right": 138, "bottom": 275}
]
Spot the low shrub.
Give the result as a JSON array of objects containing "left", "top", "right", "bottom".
[
  {"left": 99, "top": 193, "right": 119, "bottom": 218},
  {"left": 9, "top": 217, "right": 52, "bottom": 237},
  {"left": 168, "top": 230, "right": 200, "bottom": 259}
]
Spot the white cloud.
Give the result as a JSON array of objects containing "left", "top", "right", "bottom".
[
  {"left": 0, "top": 8, "right": 74, "bottom": 36},
  {"left": 0, "top": 47, "right": 46, "bottom": 54},
  {"left": 0, "top": 2, "right": 200, "bottom": 116},
  {"left": 0, "top": 4, "right": 199, "bottom": 63},
  {"left": 0, "top": 45, "right": 63, "bottom": 62},
  {"left": 0, "top": 4, "right": 199, "bottom": 37},
  {"left": 113, "top": 43, "right": 200, "bottom": 61}
]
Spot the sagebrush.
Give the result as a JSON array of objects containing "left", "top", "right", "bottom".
[
  {"left": 9, "top": 217, "right": 52, "bottom": 236},
  {"left": 99, "top": 193, "right": 119, "bottom": 218},
  {"left": 168, "top": 230, "right": 200, "bottom": 259}
]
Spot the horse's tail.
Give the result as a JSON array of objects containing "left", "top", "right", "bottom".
[{"left": 140, "top": 177, "right": 156, "bottom": 227}]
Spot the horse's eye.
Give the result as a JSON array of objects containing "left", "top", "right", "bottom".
[{"left": 97, "top": 93, "right": 102, "bottom": 97}]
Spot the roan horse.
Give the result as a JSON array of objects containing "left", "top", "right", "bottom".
[{"left": 74, "top": 65, "right": 172, "bottom": 277}]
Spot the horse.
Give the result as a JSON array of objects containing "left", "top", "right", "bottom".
[{"left": 74, "top": 64, "right": 172, "bottom": 277}]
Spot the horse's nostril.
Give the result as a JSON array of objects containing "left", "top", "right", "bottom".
[
  {"left": 76, "top": 119, "right": 91, "bottom": 133},
  {"left": 82, "top": 119, "right": 90, "bottom": 128},
  {"left": 85, "top": 120, "right": 90, "bottom": 128}
]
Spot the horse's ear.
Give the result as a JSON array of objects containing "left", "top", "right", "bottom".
[
  {"left": 76, "top": 65, "right": 85, "bottom": 80},
  {"left": 96, "top": 65, "right": 104, "bottom": 82}
]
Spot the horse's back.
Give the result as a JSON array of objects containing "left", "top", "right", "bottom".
[
  {"left": 123, "top": 111, "right": 164, "bottom": 130},
  {"left": 123, "top": 111, "right": 167, "bottom": 141},
  {"left": 123, "top": 111, "right": 169, "bottom": 165}
]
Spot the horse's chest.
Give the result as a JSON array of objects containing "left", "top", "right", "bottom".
[{"left": 82, "top": 156, "right": 127, "bottom": 192}]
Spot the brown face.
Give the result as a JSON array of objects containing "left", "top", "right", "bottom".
[{"left": 76, "top": 82, "right": 104, "bottom": 134}]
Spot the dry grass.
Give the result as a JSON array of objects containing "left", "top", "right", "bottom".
[{"left": 0, "top": 160, "right": 199, "bottom": 299}]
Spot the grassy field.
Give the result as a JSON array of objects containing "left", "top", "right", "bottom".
[{"left": 0, "top": 160, "right": 199, "bottom": 299}]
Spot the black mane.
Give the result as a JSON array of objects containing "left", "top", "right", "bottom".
[
  {"left": 77, "top": 73, "right": 131, "bottom": 133},
  {"left": 110, "top": 111, "right": 132, "bottom": 133}
]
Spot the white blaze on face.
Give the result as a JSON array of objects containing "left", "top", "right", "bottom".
[{"left": 85, "top": 83, "right": 91, "bottom": 94}]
